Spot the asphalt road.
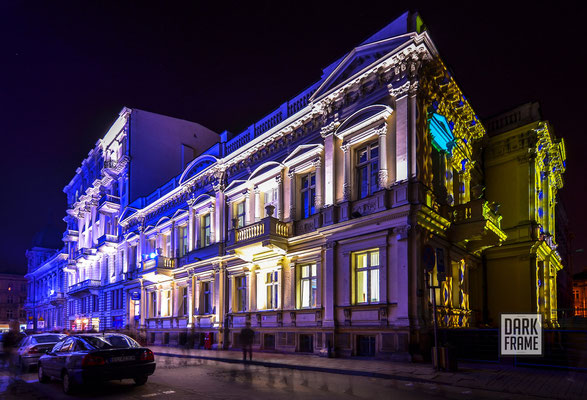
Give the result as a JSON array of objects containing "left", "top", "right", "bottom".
[{"left": 0, "top": 355, "right": 446, "bottom": 400}]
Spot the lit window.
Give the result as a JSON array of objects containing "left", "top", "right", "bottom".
[
  {"left": 236, "top": 276, "right": 247, "bottom": 312},
  {"left": 298, "top": 264, "right": 317, "bottom": 308},
  {"left": 356, "top": 142, "right": 379, "bottom": 199},
  {"left": 161, "top": 290, "right": 171, "bottom": 317},
  {"left": 266, "top": 271, "right": 279, "bottom": 309},
  {"left": 354, "top": 250, "right": 380, "bottom": 304},
  {"left": 300, "top": 173, "right": 316, "bottom": 219}
]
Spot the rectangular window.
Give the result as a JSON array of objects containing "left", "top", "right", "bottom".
[
  {"left": 203, "top": 282, "right": 212, "bottom": 314},
  {"left": 179, "top": 225, "right": 188, "bottom": 257},
  {"left": 266, "top": 271, "right": 279, "bottom": 309},
  {"left": 299, "top": 264, "right": 317, "bottom": 308},
  {"left": 151, "top": 292, "right": 157, "bottom": 317},
  {"left": 202, "top": 214, "right": 211, "bottom": 247},
  {"left": 181, "top": 287, "right": 188, "bottom": 316},
  {"left": 356, "top": 142, "right": 379, "bottom": 199},
  {"left": 164, "top": 233, "right": 171, "bottom": 257},
  {"left": 354, "top": 250, "right": 380, "bottom": 304},
  {"left": 92, "top": 295, "right": 99, "bottom": 312},
  {"left": 161, "top": 290, "right": 171, "bottom": 317},
  {"left": 236, "top": 276, "right": 247, "bottom": 312},
  {"left": 236, "top": 201, "right": 246, "bottom": 228},
  {"left": 264, "top": 187, "right": 278, "bottom": 205},
  {"left": 300, "top": 173, "right": 316, "bottom": 219}
]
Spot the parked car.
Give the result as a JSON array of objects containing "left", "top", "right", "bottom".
[
  {"left": 38, "top": 334, "right": 156, "bottom": 394},
  {"left": 15, "top": 333, "right": 66, "bottom": 371}
]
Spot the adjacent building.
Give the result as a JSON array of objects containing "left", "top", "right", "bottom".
[{"left": 25, "top": 11, "right": 567, "bottom": 359}]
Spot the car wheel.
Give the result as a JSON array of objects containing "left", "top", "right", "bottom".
[
  {"left": 38, "top": 365, "right": 49, "bottom": 383},
  {"left": 133, "top": 375, "right": 148, "bottom": 386},
  {"left": 62, "top": 371, "right": 75, "bottom": 394}
]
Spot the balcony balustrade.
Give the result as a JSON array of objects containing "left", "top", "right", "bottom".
[
  {"left": 67, "top": 279, "right": 100, "bottom": 297},
  {"left": 98, "top": 194, "right": 120, "bottom": 213},
  {"left": 97, "top": 233, "right": 118, "bottom": 252},
  {"left": 74, "top": 247, "right": 97, "bottom": 260},
  {"left": 448, "top": 198, "right": 507, "bottom": 252},
  {"left": 62, "top": 229, "right": 79, "bottom": 242},
  {"left": 139, "top": 255, "right": 175, "bottom": 281},
  {"left": 227, "top": 216, "right": 292, "bottom": 249},
  {"left": 48, "top": 291, "right": 65, "bottom": 306}
]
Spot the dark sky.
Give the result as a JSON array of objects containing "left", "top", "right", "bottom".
[{"left": 1, "top": 1, "right": 586, "bottom": 275}]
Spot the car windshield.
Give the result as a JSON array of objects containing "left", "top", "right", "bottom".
[
  {"left": 32, "top": 335, "right": 63, "bottom": 344},
  {"left": 105, "top": 335, "right": 139, "bottom": 348},
  {"left": 78, "top": 336, "right": 113, "bottom": 349}
]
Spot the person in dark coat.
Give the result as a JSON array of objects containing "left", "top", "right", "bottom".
[{"left": 240, "top": 322, "right": 254, "bottom": 361}]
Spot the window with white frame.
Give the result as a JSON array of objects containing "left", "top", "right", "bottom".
[
  {"left": 201, "top": 214, "right": 211, "bottom": 247},
  {"left": 266, "top": 271, "right": 279, "bottom": 309},
  {"left": 164, "top": 233, "right": 171, "bottom": 257},
  {"left": 181, "top": 286, "right": 188, "bottom": 316},
  {"left": 151, "top": 292, "right": 157, "bottom": 317},
  {"left": 300, "top": 173, "right": 316, "bottom": 219},
  {"left": 235, "top": 201, "right": 246, "bottom": 228},
  {"left": 298, "top": 264, "right": 317, "bottom": 308},
  {"left": 236, "top": 276, "right": 247, "bottom": 312},
  {"left": 353, "top": 249, "right": 380, "bottom": 304},
  {"left": 264, "top": 187, "right": 278, "bottom": 207},
  {"left": 356, "top": 142, "right": 379, "bottom": 199},
  {"left": 202, "top": 281, "right": 212, "bottom": 314},
  {"left": 161, "top": 289, "right": 171, "bottom": 317},
  {"left": 179, "top": 225, "right": 188, "bottom": 257}
]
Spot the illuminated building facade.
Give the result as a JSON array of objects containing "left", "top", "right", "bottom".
[
  {"left": 484, "top": 102, "right": 566, "bottom": 327},
  {"left": 25, "top": 11, "right": 567, "bottom": 358}
]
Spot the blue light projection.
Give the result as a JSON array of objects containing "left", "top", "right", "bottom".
[{"left": 429, "top": 113, "right": 455, "bottom": 153}]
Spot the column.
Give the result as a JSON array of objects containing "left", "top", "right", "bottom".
[
  {"left": 341, "top": 142, "right": 351, "bottom": 201},
  {"left": 140, "top": 280, "right": 146, "bottom": 328},
  {"left": 377, "top": 125, "right": 389, "bottom": 189},
  {"left": 215, "top": 188, "right": 225, "bottom": 242},
  {"left": 187, "top": 200, "right": 195, "bottom": 251},
  {"left": 277, "top": 263, "right": 283, "bottom": 310},
  {"left": 138, "top": 225, "right": 145, "bottom": 267},
  {"left": 289, "top": 262, "right": 297, "bottom": 309},
  {"left": 170, "top": 221, "right": 176, "bottom": 258},
  {"left": 249, "top": 266, "right": 258, "bottom": 312},
  {"left": 313, "top": 157, "right": 323, "bottom": 210},
  {"left": 409, "top": 83, "right": 417, "bottom": 179},
  {"left": 288, "top": 169, "right": 296, "bottom": 221},
  {"left": 254, "top": 187, "right": 262, "bottom": 221},
  {"left": 323, "top": 132, "right": 335, "bottom": 206},
  {"left": 171, "top": 282, "right": 177, "bottom": 317},
  {"left": 188, "top": 275, "right": 194, "bottom": 326},
  {"left": 393, "top": 91, "right": 409, "bottom": 181},
  {"left": 209, "top": 204, "right": 216, "bottom": 244},
  {"left": 244, "top": 189, "right": 252, "bottom": 225},
  {"left": 276, "top": 174, "right": 283, "bottom": 220},
  {"left": 194, "top": 211, "right": 201, "bottom": 249},
  {"left": 323, "top": 241, "right": 336, "bottom": 327}
]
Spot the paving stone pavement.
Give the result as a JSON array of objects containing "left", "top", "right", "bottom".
[{"left": 150, "top": 346, "right": 587, "bottom": 399}]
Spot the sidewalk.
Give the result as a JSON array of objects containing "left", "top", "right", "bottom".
[{"left": 150, "top": 346, "right": 587, "bottom": 399}]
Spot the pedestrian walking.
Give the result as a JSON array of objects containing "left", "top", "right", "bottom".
[{"left": 240, "top": 322, "right": 254, "bottom": 362}]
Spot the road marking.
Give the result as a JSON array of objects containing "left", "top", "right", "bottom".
[{"left": 142, "top": 391, "right": 176, "bottom": 398}]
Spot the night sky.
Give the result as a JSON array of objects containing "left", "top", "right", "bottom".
[{"left": 1, "top": 2, "right": 586, "bottom": 275}]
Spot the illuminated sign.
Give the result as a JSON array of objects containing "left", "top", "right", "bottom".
[{"left": 500, "top": 314, "right": 542, "bottom": 356}]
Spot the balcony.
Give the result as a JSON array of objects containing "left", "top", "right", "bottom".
[
  {"left": 226, "top": 216, "right": 292, "bottom": 258},
  {"left": 448, "top": 199, "right": 507, "bottom": 252},
  {"left": 97, "top": 233, "right": 118, "bottom": 252},
  {"left": 48, "top": 291, "right": 66, "bottom": 306},
  {"left": 139, "top": 255, "right": 175, "bottom": 282},
  {"left": 74, "top": 247, "right": 97, "bottom": 260},
  {"left": 98, "top": 194, "right": 120, "bottom": 214},
  {"left": 177, "top": 242, "right": 222, "bottom": 268},
  {"left": 62, "top": 229, "right": 79, "bottom": 242},
  {"left": 102, "top": 155, "right": 130, "bottom": 176},
  {"left": 67, "top": 279, "right": 100, "bottom": 297}
]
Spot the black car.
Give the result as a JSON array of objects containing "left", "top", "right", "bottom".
[{"left": 38, "top": 334, "right": 156, "bottom": 394}]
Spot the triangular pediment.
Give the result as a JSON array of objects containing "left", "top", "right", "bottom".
[{"left": 311, "top": 35, "right": 413, "bottom": 102}]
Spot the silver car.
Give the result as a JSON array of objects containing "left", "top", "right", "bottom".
[{"left": 15, "top": 333, "right": 66, "bottom": 371}]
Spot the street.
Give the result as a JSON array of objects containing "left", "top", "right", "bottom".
[{"left": 0, "top": 355, "right": 449, "bottom": 400}]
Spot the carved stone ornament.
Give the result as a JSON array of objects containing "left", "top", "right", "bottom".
[{"left": 388, "top": 80, "right": 411, "bottom": 98}]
